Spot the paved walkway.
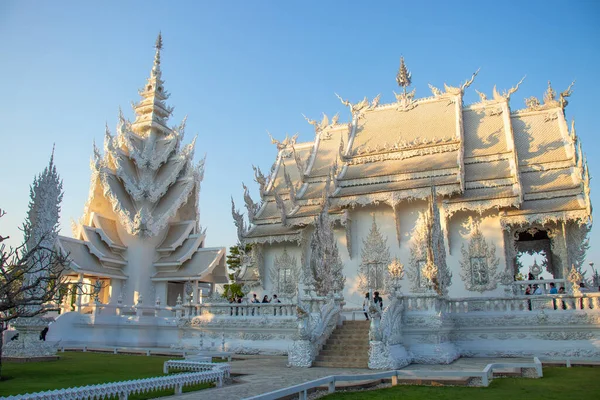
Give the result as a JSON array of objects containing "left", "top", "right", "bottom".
[{"left": 157, "top": 355, "right": 533, "bottom": 400}]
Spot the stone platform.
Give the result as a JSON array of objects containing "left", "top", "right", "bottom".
[{"left": 156, "top": 355, "right": 537, "bottom": 400}]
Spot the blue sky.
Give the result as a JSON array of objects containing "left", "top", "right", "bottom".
[{"left": 1, "top": 1, "right": 599, "bottom": 274}]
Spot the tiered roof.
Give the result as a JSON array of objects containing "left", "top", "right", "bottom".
[
  {"left": 59, "top": 34, "right": 227, "bottom": 284},
  {"left": 235, "top": 63, "right": 590, "bottom": 247}
]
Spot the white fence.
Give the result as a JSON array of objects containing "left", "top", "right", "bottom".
[
  {"left": 447, "top": 293, "right": 600, "bottom": 313},
  {"left": 2, "top": 361, "right": 230, "bottom": 400},
  {"left": 77, "top": 301, "right": 298, "bottom": 319},
  {"left": 245, "top": 358, "right": 543, "bottom": 400}
]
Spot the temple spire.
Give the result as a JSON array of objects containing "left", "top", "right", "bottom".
[
  {"left": 396, "top": 56, "right": 412, "bottom": 95},
  {"left": 153, "top": 32, "right": 163, "bottom": 78},
  {"left": 131, "top": 33, "right": 173, "bottom": 136}
]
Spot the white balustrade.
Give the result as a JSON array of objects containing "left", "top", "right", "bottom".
[
  {"left": 75, "top": 301, "right": 297, "bottom": 319},
  {"left": 509, "top": 279, "right": 567, "bottom": 295},
  {"left": 446, "top": 293, "right": 600, "bottom": 313},
  {"left": 4, "top": 362, "right": 229, "bottom": 400}
]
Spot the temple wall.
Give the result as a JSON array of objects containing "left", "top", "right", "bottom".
[
  {"left": 259, "top": 202, "right": 512, "bottom": 309},
  {"left": 339, "top": 203, "right": 422, "bottom": 310},
  {"left": 445, "top": 210, "right": 507, "bottom": 298},
  {"left": 450, "top": 311, "right": 600, "bottom": 358}
]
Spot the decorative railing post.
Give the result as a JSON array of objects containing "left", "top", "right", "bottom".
[
  {"left": 369, "top": 263, "right": 412, "bottom": 369},
  {"left": 175, "top": 294, "right": 183, "bottom": 319},
  {"left": 155, "top": 297, "right": 161, "bottom": 317},
  {"left": 136, "top": 294, "right": 144, "bottom": 317},
  {"left": 288, "top": 293, "right": 343, "bottom": 367}
]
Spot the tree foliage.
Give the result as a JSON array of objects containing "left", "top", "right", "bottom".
[{"left": 223, "top": 244, "right": 253, "bottom": 300}]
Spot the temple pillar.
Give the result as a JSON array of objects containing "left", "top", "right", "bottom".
[
  {"left": 75, "top": 273, "right": 84, "bottom": 312},
  {"left": 109, "top": 278, "right": 122, "bottom": 305},
  {"left": 194, "top": 280, "right": 200, "bottom": 304},
  {"left": 154, "top": 281, "right": 167, "bottom": 305}
]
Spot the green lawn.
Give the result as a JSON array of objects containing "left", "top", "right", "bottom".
[
  {"left": 0, "top": 352, "right": 212, "bottom": 399},
  {"left": 323, "top": 367, "right": 600, "bottom": 400}
]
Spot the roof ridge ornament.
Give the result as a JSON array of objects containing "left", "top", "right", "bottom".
[
  {"left": 267, "top": 131, "right": 299, "bottom": 153},
  {"left": 393, "top": 57, "right": 416, "bottom": 111},
  {"left": 335, "top": 93, "right": 374, "bottom": 119},
  {"left": 242, "top": 182, "right": 260, "bottom": 222},
  {"left": 444, "top": 68, "right": 480, "bottom": 96},
  {"left": 492, "top": 76, "right": 526, "bottom": 101},
  {"left": 524, "top": 80, "right": 575, "bottom": 112},
  {"left": 231, "top": 197, "right": 247, "bottom": 242},
  {"left": 252, "top": 165, "right": 267, "bottom": 197},
  {"left": 303, "top": 112, "right": 338, "bottom": 136},
  {"left": 396, "top": 56, "right": 412, "bottom": 95}
]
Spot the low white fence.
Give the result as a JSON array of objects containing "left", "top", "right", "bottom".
[
  {"left": 245, "top": 358, "right": 543, "bottom": 400},
  {"left": 2, "top": 361, "right": 229, "bottom": 400},
  {"left": 59, "top": 345, "right": 192, "bottom": 357},
  {"left": 163, "top": 360, "right": 231, "bottom": 375},
  {"left": 447, "top": 293, "right": 600, "bottom": 313},
  {"left": 76, "top": 301, "right": 298, "bottom": 319}
]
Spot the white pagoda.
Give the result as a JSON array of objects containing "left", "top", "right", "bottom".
[{"left": 56, "top": 34, "right": 227, "bottom": 313}]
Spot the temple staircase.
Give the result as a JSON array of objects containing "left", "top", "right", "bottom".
[{"left": 313, "top": 320, "right": 370, "bottom": 368}]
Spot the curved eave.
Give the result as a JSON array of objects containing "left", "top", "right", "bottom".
[
  {"left": 151, "top": 247, "right": 227, "bottom": 283},
  {"left": 56, "top": 236, "right": 127, "bottom": 280},
  {"left": 91, "top": 213, "right": 126, "bottom": 250},
  {"left": 81, "top": 226, "right": 127, "bottom": 268},
  {"left": 154, "top": 233, "right": 204, "bottom": 268},
  {"left": 157, "top": 220, "right": 197, "bottom": 253}
]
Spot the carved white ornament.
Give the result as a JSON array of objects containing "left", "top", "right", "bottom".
[
  {"left": 358, "top": 217, "right": 391, "bottom": 293},
  {"left": 270, "top": 248, "right": 299, "bottom": 298},
  {"left": 460, "top": 222, "right": 500, "bottom": 293},
  {"left": 408, "top": 212, "right": 430, "bottom": 292}
]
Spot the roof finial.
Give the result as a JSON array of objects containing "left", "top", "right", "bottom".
[
  {"left": 155, "top": 31, "right": 163, "bottom": 50},
  {"left": 396, "top": 56, "right": 412, "bottom": 95},
  {"left": 152, "top": 32, "right": 163, "bottom": 75}
]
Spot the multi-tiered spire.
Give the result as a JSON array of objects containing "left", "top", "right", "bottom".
[{"left": 131, "top": 32, "right": 174, "bottom": 136}]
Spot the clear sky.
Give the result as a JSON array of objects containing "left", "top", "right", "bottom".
[{"left": 1, "top": 1, "right": 599, "bottom": 275}]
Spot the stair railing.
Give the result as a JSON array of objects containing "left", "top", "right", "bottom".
[{"left": 288, "top": 293, "right": 343, "bottom": 367}]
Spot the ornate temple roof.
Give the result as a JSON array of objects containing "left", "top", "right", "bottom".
[
  {"left": 58, "top": 34, "right": 227, "bottom": 286},
  {"left": 235, "top": 63, "right": 591, "bottom": 245}
]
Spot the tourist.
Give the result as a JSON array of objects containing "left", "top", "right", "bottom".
[
  {"left": 532, "top": 284, "right": 543, "bottom": 295},
  {"left": 39, "top": 327, "right": 49, "bottom": 341},
  {"left": 524, "top": 285, "right": 532, "bottom": 311},
  {"left": 558, "top": 286, "right": 565, "bottom": 294},
  {"left": 373, "top": 291, "right": 383, "bottom": 309},
  {"left": 549, "top": 282, "right": 558, "bottom": 309},
  {"left": 579, "top": 282, "right": 589, "bottom": 293},
  {"left": 363, "top": 293, "right": 370, "bottom": 321},
  {"left": 262, "top": 295, "right": 270, "bottom": 303},
  {"left": 250, "top": 293, "right": 260, "bottom": 316},
  {"left": 272, "top": 294, "right": 282, "bottom": 316}
]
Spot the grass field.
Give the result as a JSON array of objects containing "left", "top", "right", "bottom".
[
  {"left": 0, "top": 352, "right": 212, "bottom": 399},
  {"left": 323, "top": 366, "right": 600, "bottom": 400}
]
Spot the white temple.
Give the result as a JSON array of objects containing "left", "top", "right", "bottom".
[
  {"left": 53, "top": 34, "right": 227, "bottom": 319},
  {"left": 233, "top": 61, "right": 592, "bottom": 308},
  {"left": 45, "top": 45, "right": 599, "bottom": 367}
]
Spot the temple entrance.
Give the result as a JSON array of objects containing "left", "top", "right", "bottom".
[{"left": 510, "top": 227, "right": 564, "bottom": 294}]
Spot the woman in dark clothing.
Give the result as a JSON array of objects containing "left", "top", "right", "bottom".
[
  {"left": 262, "top": 295, "right": 270, "bottom": 303},
  {"left": 373, "top": 291, "right": 383, "bottom": 309}
]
